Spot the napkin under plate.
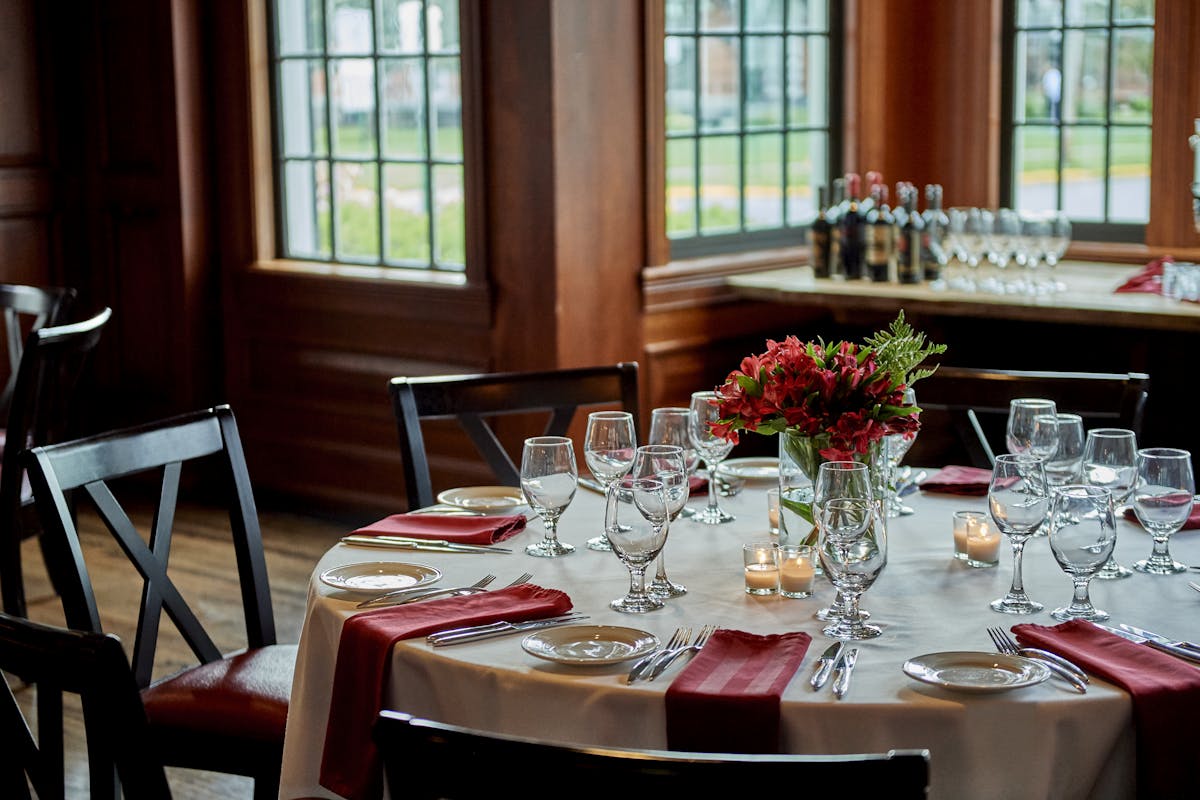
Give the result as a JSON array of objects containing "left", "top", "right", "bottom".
[{"left": 351, "top": 512, "right": 526, "bottom": 545}]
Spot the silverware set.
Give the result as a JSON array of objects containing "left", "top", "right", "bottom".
[
  {"left": 356, "top": 572, "right": 532, "bottom": 609},
  {"left": 1090, "top": 622, "right": 1200, "bottom": 664},
  {"left": 426, "top": 613, "right": 589, "bottom": 646},
  {"left": 987, "top": 627, "right": 1088, "bottom": 693},
  {"left": 810, "top": 641, "right": 858, "bottom": 698},
  {"left": 626, "top": 625, "right": 716, "bottom": 683}
]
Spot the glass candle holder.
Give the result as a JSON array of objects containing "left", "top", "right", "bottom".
[
  {"left": 778, "top": 544, "right": 815, "bottom": 598},
  {"left": 767, "top": 488, "right": 781, "bottom": 536},
  {"left": 743, "top": 541, "right": 780, "bottom": 595},
  {"left": 965, "top": 519, "right": 1002, "bottom": 568},
  {"left": 953, "top": 511, "right": 988, "bottom": 562}
]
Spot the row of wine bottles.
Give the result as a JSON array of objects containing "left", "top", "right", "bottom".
[{"left": 810, "top": 172, "right": 948, "bottom": 285}]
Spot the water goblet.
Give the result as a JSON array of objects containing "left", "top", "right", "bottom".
[
  {"left": 1045, "top": 413, "right": 1084, "bottom": 486},
  {"left": 988, "top": 453, "right": 1049, "bottom": 614},
  {"left": 814, "top": 461, "right": 874, "bottom": 623},
  {"left": 1047, "top": 485, "right": 1116, "bottom": 621},
  {"left": 885, "top": 388, "right": 919, "bottom": 518},
  {"left": 631, "top": 444, "right": 689, "bottom": 598},
  {"left": 1132, "top": 448, "right": 1195, "bottom": 575},
  {"left": 648, "top": 407, "right": 701, "bottom": 518},
  {"left": 607, "top": 477, "right": 668, "bottom": 613},
  {"left": 1083, "top": 428, "right": 1138, "bottom": 580},
  {"left": 520, "top": 436, "right": 578, "bottom": 557},
  {"left": 583, "top": 411, "right": 636, "bottom": 551},
  {"left": 688, "top": 391, "right": 736, "bottom": 524},
  {"left": 1005, "top": 398, "right": 1058, "bottom": 460},
  {"left": 818, "top": 496, "right": 887, "bottom": 640}
]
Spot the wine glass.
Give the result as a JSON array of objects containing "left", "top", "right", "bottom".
[
  {"left": 989, "top": 208, "right": 1020, "bottom": 293},
  {"left": 648, "top": 407, "right": 701, "bottom": 519},
  {"left": 1043, "top": 210, "right": 1071, "bottom": 292},
  {"left": 1005, "top": 398, "right": 1058, "bottom": 460},
  {"left": 583, "top": 411, "right": 636, "bottom": 552},
  {"left": 1132, "top": 447, "right": 1195, "bottom": 575},
  {"left": 519, "top": 436, "right": 578, "bottom": 557},
  {"left": 607, "top": 477, "right": 668, "bottom": 613},
  {"left": 1083, "top": 428, "right": 1138, "bottom": 580},
  {"left": 813, "top": 461, "right": 873, "bottom": 623},
  {"left": 884, "top": 388, "right": 918, "bottom": 518},
  {"left": 817, "top": 478, "right": 886, "bottom": 640},
  {"left": 630, "top": 444, "right": 689, "bottom": 598},
  {"left": 1047, "top": 485, "right": 1116, "bottom": 621},
  {"left": 688, "top": 391, "right": 736, "bottom": 524},
  {"left": 988, "top": 453, "right": 1049, "bottom": 614},
  {"left": 1044, "top": 413, "right": 1084, "bottom": 486}
]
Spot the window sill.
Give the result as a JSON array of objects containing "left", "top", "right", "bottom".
[
  {"left": 251, "top": 258, "right": 472, "bottom": 288},
  {"left": 1065, "top": 241, "right": 1200, "bottom": 265},
  {"left": 642, "top": 245, "right": 811, "bottom": 312}
]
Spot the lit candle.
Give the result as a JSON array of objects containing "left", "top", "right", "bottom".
[
  {"left": 952, "top": 510, "right": 987, "bottom": 561},
  {"left": 743, "top": 541, "right": 780, "bottom": 595},
  {"left": 780, "top": 555, "right": 814, "bottom": 594},
  {"left": 745, "top": 563, "right": 780, "bottom": 592},
  {"left": 967, "top": 523, "right": 1002, "bottom": 567},
  {"left": 768, "top": 506, "right": 781, "bottom": 531}
]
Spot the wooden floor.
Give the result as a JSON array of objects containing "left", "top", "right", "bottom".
[{"left": 9, "top": 498, "right": 354, "bottom": 798}]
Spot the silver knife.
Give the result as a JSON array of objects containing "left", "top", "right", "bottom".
[
  {"left": 1091, "top": 623, "right": 1200, "bottom": 664},
  {"left": 428, "top": 614, "right": 588, "bottom": 646},
  {"left": 1118, "top": 624, "right": 1200, "bottom": 654},
  {"left": 831, "top": 648, "right": 858, "bottom": 699},
  {"left": 340, "top": 535, "right": 512, "bottom": 554},
  {"left": 809, "top": 641, "right": 844, "bottom": 690}
]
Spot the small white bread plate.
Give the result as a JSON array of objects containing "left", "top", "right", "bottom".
[
  {"left": 716, "top": 457, "right": 779, "bottom": 484},
  {"left": 437, "top": 486, "right": 526, "bottom": 513},
  {"left": 319, "top": 562, "right": 441, "bottom": 594},
  {"left": 902, "top": 651, "right": 1051, "bottom": 693},
  {"left": 522, "top": 625, "right": 660, "bottom": 666}
]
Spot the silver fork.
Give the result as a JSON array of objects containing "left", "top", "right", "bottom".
[
  {"left": 627, "top": 627, "right": 688, "bottom": 684},
  {"left": 392, "top": 571, "right": 533, "bottom": 606},
  {"left": 1188, "top": 581, "right": 1200, "bottom": 594},
  {"left": 356, "top": 573, "right": 496, "bottom": 609},
  {"left": 987, "top": 627, "right": 1089, "bottom": 691},
  {"left": 647, "top": 624, "right": 717, "bottom": 681}
]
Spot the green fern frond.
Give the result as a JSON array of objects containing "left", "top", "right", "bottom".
[{"left": 863, "top": 310, "right": 947, "bottom": 388}]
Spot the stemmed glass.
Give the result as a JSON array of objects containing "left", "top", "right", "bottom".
[
  {"left": 988, "top": 453, "right": 1049, "bottom": 614},
  {"left": 631, "top": 444, "right": 689, "bottom": 598},
  {"left": 648, "top": 407, "right": 701, "bottom": 519},
  {"left": 606, "top": 477, "right": 668, "bottom": 613},
  {"left": 1043, "top": 211, "right": 1071, "bottom": 292},
  {"left": 884, "top": 388, "right": 918, "bottom": 518},
  {"left": 1131, "top": 448, "right": 1195, "bottom": 575},
  {"left": 519, "top": 436, "right": 578, "bottom": 557},
  {"left": 1005, "top": 398, "right": 1058, "bottom": 460},
  {"left": 688, "top": 391, "right": 736, "bottom": 524},
  {"left": 1083, "top": 428, "right": 1138, "bottom": 580},
  {"left": 816, "top": 463, "right": 886, "bottom": 640},
  {"left": 988, "top": 208, "right": 1020, "bottom": 293},
  {"left": 1047, "top": 485, "right": 1116, "bottom": 621},
  {"left": 1044, "top": 413, "right": 1084, "bottom": 486},
  {"left": 583, "top": 411, "right": 636, "bottom": 551},
  {"left": 813, "top": 461, "right": 873, "bottom": 623}
]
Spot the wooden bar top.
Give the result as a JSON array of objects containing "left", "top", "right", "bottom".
[{"left": 726, "top": 261, "right": 1200, "bottom": 333}]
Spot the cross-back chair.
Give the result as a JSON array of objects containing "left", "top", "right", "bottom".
[
  {"left": 1, "top": 306, "right": 111, "bottom": 618},
  {"left": 374, "top": 711, "right": 930, "bottom": 798},
  {"left": 0, "top": 612, "right": 172, "bottom": 800},
  {"left": 908, "top": 367, "right": 1150, "bottom": 469},
  {"left": 25, "top": 405, "right": 292, "bottom": 800},
  {"left": 0, "top": 284, "right": 75, "bottom": 419},
  {"left": 390, "top": 362, "right": 640, "bottom": 510}
]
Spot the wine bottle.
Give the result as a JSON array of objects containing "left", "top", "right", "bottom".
[
  {"left": 865, "top": 183, "right": 894, "bottom": 282},
  {"left": 828, "top": 178, "right": 845, "bottom": 279},
  {"left": 839, "top": 173, "right": 864, "bottom": 280},
  {"left": 921, "top": 184, "right": 948, "bottom": 282},
  {"left": 896, "top": 185, "right": 924, "bottom": 285},
  {"left": 810, "top": 185, "right": 832, "bottom": 279}
]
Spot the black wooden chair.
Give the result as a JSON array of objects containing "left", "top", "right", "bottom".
[
  {"left": 25, "top": 405, "right": 293, "bottom": 800},
  {"left": 390, "top": 362, "right": 640, "bottom": 510},
  {"left": 1, "top": 306, "right": 111, "bottom": 618},
  {"left": 0, "top": 612, "right": 172, "bottom": 800},
  {"left": 0, "top": 284, "right": 75, "bottom": 418},
  {"left": 909, "top": 367, "right": 1150, "bottom": 468},
  {"left": 374, "top": 711, "right": 930, "bottom": 798}
]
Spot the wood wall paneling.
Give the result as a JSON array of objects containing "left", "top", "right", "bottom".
[{"left": 1147, "top": 0, "right": 1200, "bottom": 249}]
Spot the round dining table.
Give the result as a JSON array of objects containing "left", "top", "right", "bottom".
[{"left": 278, "top": 470, "right": 1200, "bottom": 800}]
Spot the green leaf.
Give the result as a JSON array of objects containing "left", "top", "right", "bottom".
[{"left": 735, "top": 374, "right": 762, "bottom": 395}]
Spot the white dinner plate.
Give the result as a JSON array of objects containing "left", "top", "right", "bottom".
[
  {"left": 437, "top": 486, "right": 525, "bottom": 514},
  {"left": 716, "top": 457, "right": 779, "bottom": 484},
  {"left": 521, "top": 625, "right": 660, "bottom": 666},
  {"left": 902, "top": 651, "right": 1051, "bottom": 693},
  {"left": 319, "top": 562, "right": 441, "bottom": 594}
]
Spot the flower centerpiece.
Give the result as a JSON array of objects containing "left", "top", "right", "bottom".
[{"left": 712, "top": 312, "right": 946, "bottom": 542}]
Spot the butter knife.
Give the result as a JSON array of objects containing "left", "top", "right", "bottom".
[
  {"left": 1118, "top": 624, "right": 1200, "bottom": 654},
  {"left": 831, "top": 648, "right": 858, "bottom": 699},
  {"left": 809, "top": 641, "right": 844, "bottom": 690},
  {"left": 427, "top": 614, "right": 588, "bottom": 646},
  {"left": 1092, "top": 623, "right": 1200, "bottom": 664},
  {"left": 340, "top": 535, "right": 512, "bottom": 554}
]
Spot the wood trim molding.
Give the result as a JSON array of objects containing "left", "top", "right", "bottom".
[
  {"left": 1147, "top": 0, "right": 1200, "bottom": 250},
  {"left": 643, "top": 0, "right": 668, "bottom": 268}
]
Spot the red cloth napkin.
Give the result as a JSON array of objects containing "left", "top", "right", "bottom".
[
  {"left": 1013, "top": 619, "right": 1200, "bottom": 800},
  {"left": 1114, "top": 256, "right": 1171, "bottom": 294},
  {"left": 319, "top": 584, "right": 572, "bottom": 800},
  {"left": 351, "top": 512, "right": 526, "bottom": 545},
  {"left": 919, "top": 465, "right": 993, "bottom": 496},
  {"left": 665, "top": 629, "right": 811, "bottom": 754},
  {"left": 1123, "top": 502, "right": 1200, "bottom": 531}
]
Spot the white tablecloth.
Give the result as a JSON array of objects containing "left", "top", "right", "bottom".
[{"left": 280, "top": 475, "right": 1200, "bottom": 800}]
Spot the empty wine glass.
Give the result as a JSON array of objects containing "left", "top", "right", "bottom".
[
  {"left": 520, "top": 436, "right": 578, "bottom": 557},
  {"left": 817, "top": 490, "right": 886, "bottom": 640},
  {"left": 607, "top": 477, "right": 668, "bottom": 613},
  {"left": 814, "top": 461, "right": 874, "bottom": 624},
  {"left": 688, "top": 391, "right": 736, "bottom": 524},
  {"left": 631, "top": 444, "right": 689, "bottom": 598},
  {"left": 1132, "top": 448, "right": 1195, "bottom": 575},
  {"left": 988, "top": 453, "right": 1049, "bottom": 614},
  {"left": 885, "top": 388, "right": 919, "bottom": 518},
  {"left": 1045, "top": 413, "right": 1084, "bottom": 486},
  {"left": 648, "top": 407, "right": 701, "bottom": 518},
  {"left": 1005, "top": 398, "right": 1058, "bottom": 460},
  {"left": 1043, "top": 210, "right": 1071, "bottom": 292},
  {"left": 1083, "top": 428, "right": 1138, "bottom": 580},
  {"left": 1047, "top": 485, "right": 1116, "bottom": 621},
  {"left": 583, "top": 411, "right": 636, "bottom": 552},
  {"left": 988, "top": 208, "right": 1021, "bottom": 293}
]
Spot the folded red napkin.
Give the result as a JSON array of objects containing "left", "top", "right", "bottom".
[
  {"left": 665, "top": 629, "right": 811, "bottom": 754},
  {"left": 1122, "top": 502, "right": 1200, "bottom": 531},
  {"left": 1013, "top": 619, "right": 1200, "bottom": 800},
  {"left": 919, "top": 465, "right": 993, "bottom": 496},
  {"left": 1114, "top": 256, "right": 1171, "bottom": 294},
  {"left": 319, "top": 584, "right": 572, "bottom": 800},
  {"left": 351, "top": 512, "right": 526, "bottom": 545}
]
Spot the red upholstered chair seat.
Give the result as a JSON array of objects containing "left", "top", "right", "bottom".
[{"left": 142, "top": 643, "right": 296, "bottom": 743}]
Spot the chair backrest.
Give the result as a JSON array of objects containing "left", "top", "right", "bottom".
[
  {"left": 909, "top": 367, "right": 1150, "bottom": 468},
  {"left": 1, "top": 307, "right": 112, "bottom": 617},
  {"left": 25, "top": 405, "right": 276, "bottom": 688},
  {"left": 0, "top": 612, "right": 171, "bottom": 800},
  {"left": 0, "top": 284, "right": 75, "bottom": 419},
  {"left": 374, "top": 711, "right": 930, "bottom": 798},
  {"left": 390, "top": 362, "right": 640, "bottom": 510}
]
